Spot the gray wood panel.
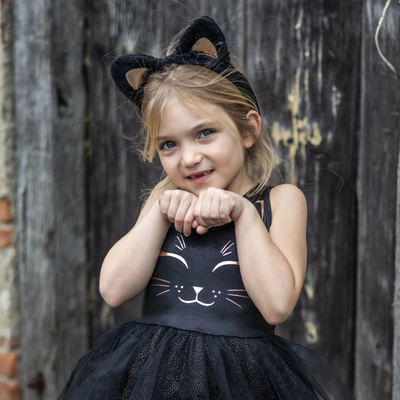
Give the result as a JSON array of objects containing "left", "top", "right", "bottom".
[
  {"left": 394, "top": 145, "right": 400, "bottom": 399},
  {"left": 14, "top": 0, "right": 87, "bottom": 398},
  {"left": 357, "top": 2, "right": 400, "bottom": 399},
  {"left": 246, "top": 0, "right": 361, "bottom": 387},
  {"left": 86, "top": 0, "right": 165, "bottom": 343}
]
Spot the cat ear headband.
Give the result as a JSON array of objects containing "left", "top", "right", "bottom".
[{"left": 110, "top": 16, "right": 260, "bottom": 114}]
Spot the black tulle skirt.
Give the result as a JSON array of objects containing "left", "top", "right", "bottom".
[{"left": 59, "top": 321, "right": 355, "bottom": 400}]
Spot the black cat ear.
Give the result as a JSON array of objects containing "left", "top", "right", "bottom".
[
  {"left": 110, "top": 54, "right": 158, "bottom": 108},
  {"left": 191, "top": 38, "right": 218, "bottom": 58},
  {"left": 126, "top": 67, "right": 148, "bottom": 90},
  {"left": 173, "top": 16, "right": 230, "bottom": 63}
]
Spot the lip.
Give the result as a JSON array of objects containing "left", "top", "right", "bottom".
[{"left": 186, "top": 169, "right": 214, "bottom": 185}]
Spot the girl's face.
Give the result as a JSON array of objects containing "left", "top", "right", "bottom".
[{"left": 156, "top": 97, "right": 256, "bottom": 196}]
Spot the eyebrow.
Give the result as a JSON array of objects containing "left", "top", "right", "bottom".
[{"left": 157, "top": 120, "right": 217, "bottom": 142}]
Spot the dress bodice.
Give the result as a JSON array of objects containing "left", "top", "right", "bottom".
[{"left": 138, "top": 186, "right": 275, "bottom": 337}]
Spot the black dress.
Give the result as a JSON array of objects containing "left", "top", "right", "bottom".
[{"left": 59, "top": 186, "right": 355, "bottom": 400}]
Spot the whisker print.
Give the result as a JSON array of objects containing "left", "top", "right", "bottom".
[
  {"left": 222, "top": 251, "right": 232, "bottom": 257},
  {"left": 152, "top": 277, "right": 170, "bottom": 283},
  {"left": 220, "top": 240, "right": 233, "bottom": 254},
  {"left": 150, "top": 284, "right": 170, "bottom": 287},
  {"left": 175, "top": 244, "right": 183, "bottom": 251},
  {"left": 177, "top": 234, "right": 186, "bottom": 249},
  {"left": 156, "top": 290, "right": 170, "bottom": 297},
  {"left": 225, "top": 297, "right": 242, "bottom": 308},
  {"left": 227, "top": 289, "right": 247, "bottom": 291},
  {"left": 222, "top": 242, "right": 234, "bottom": 254},
  {"left": 227, "top": 294, "right": 250, "bottom": 299}
]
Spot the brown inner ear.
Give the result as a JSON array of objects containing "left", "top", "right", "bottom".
[
  {"left": 192, "top": 38, "right": 218, "bottom": 58},
  {"left": 126, "top": 67, "right": 148, "bottom": 90}
]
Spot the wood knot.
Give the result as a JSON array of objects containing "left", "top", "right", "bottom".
[{"left": 28, "top": 372, "right": 45, "bottom": 393}]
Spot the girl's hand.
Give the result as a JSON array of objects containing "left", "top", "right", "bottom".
[
  {"left": 193, "top": 188, "right": 248, "bottom": 234},
  {"left": 158, "top": 190, "right": 199, "bottom": 236}
]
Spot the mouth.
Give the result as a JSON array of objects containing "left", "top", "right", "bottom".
[{"left": 187, "top": 170, "right": 214, "bottom": 179}]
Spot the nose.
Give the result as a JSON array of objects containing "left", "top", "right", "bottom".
[
  {"left": 181, "top": 144, "right": 202, "bottom": 168},
  {"left": 193, "top": 286, "right": 203, "bottom": 294}
]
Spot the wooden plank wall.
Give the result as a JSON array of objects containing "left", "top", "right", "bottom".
[
  {"left": 14, "top": 0, "right": 88, "bottom": 398},
  {"left": 246, "top": 1, "right": 360, "bottom": 387},
  {"left": 13, "top": 0, "right": 400, "bottom": 398},
  {"left": 357, "top": 1, "right": 400, "bottom": 399}
]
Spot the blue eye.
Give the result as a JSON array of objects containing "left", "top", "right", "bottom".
[
  {"left": 161, "top": 141, "right": 176, "bottom": 149},
  {"left": 199, "top": 129, "right": 214, "bottom": 138}
]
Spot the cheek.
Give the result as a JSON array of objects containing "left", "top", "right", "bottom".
[
  {"left": 158, "top": 155, "right": 175, "bottom": 172},
  {"left": 159, "top": 156, "right": 182, "bottom": 183},
  {"left": 219, "top": 139, "right": 246, "bottom": 160}
]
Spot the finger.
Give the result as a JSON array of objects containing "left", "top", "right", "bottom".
[
  {"left": 182, "top": 202, "right": 196, "bottom": 236},
  {"left": 209, "top": 193, "right": 222, "bottom": 224},
  {"left": 158, "top": 192, "right": 172, "bottom": 220},
  {"left": 199, "top": 190, "right": 213, "bottom": 225},
  {"left": 174, "top": 193, "right": 196, "bottom": 233},
  {"left": 196, "top": 225, "right": 209, "bottom": 235},
  {"left": 193, "top": 195, "right": 207, "bottom": 228},
  {"left": 166, "top": 193, "right": 182, "bottom": 223}
]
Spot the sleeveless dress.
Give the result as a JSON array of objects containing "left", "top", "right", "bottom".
[{"left": 59, "top": 186, "right": 355, "bottom": 400}]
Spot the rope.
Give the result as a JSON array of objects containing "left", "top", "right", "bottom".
[{"left": 375, "top": 0, "right": 400, "bottom": 79}]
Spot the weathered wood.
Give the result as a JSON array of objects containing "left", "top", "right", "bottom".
[
  {"left": 357, "top": 1, "right": 400, "bottom": 399},
  {"left": 86, "top": 0, "right": 164, "bottom": 343},
  {"left": 14, "top": 0, "right": 87, "bottom": 398},
  {"left": 394, "top": 138, "right": 400, "bottom": 399},
  {"left": 247, "top": 0, "right": 361, "bottom": 387}
]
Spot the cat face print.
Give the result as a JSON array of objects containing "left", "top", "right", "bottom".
[{"left": 149, "top": 230, "right": 250, "bottom": 310}]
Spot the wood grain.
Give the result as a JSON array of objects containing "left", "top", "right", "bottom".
[
  {"left": 357, "top": 1, "right": 400, "bottom": 399},
  {"left": 247, "top": 0, "right": 361, "bottom": 387},
  {"left": 14, "top": 0, "right": 87, "bottom": 398}
]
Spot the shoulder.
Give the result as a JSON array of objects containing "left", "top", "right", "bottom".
[{"left": 269, "top": 184, "right": 307, "bottom": 219}]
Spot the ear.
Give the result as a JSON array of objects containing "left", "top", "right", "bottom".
[
  {"left": 125, "top": 67, "right": 148, "bottom": 90},
  {"left": 243, "top": 110, "right": 262, "bottom": 149},
  {"left": 191, "top": 38, "right": 218, "bottom": 58}
]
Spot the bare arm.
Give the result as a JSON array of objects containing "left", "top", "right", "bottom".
[
  {"left": 193, "top": 184, "right": 307, "bottom": 325},
  {"left": 234, "top": 184, "right": 307, "bottom": 325},
  {"left": 99, "top": 188, "right": 171, "bottom": 307},
  {"left": 99, "top": 187, "right": 199, "bottom": 307}
]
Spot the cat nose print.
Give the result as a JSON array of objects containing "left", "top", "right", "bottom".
[{"left": 193, "top": 286, "right": 203, "bottom": 294}]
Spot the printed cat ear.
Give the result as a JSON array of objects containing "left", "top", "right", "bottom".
[
  {"left": 125, "top": 67, "right": 148, "bottom": 90},
  {"left": 191, "top": 38, "right": 218, "bottom": 58}
]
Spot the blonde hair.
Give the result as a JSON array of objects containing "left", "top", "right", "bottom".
[{"left": 140, "top": 64, "right": 280, "bottom": 195}]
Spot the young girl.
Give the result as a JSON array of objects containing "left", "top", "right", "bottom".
[{"left": 59, "top": 16, "right": 355, "bottom": 400}]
